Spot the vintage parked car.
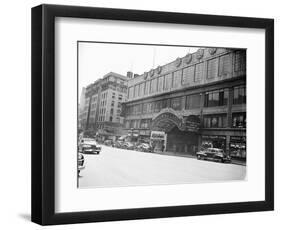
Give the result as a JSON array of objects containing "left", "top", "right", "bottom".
[
  {"left": 80, "top": 138, "right": 101, "bottom": 154},
  {"left": 78, "top": 152, "right": 85, "bottom": 176},
  {"left": 112, "top": 140, "right": 124, "bottom": 148},
  {"left": 196, "top": 148, "right": 231, "bottom": 163},
  {"left": 136, "top": 143, "right": 153, "bottom": 152},
  {"left": 104, "top": 140, "right": 113, "bottom": 146},
  {"left": 122, "top": 142, "right": 135, "bottom": 150}
]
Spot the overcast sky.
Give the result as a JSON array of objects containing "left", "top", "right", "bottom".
[{"left": 78, "top": 42, "right": 200, "bottom": 97}]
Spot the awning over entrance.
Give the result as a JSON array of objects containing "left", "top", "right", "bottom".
[
  {"left": 151, "top": 108, "right": 200, "bottom": 133},
  {"left": 152, "top": 118, "right": 177, "bottom": 132},
  {"left": 151, "top": 109, "right": 183, "bottom": 132}
]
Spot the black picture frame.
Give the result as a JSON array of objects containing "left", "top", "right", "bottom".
[{"left": 31, "top": 4, "right": 274, "bottom": 225}]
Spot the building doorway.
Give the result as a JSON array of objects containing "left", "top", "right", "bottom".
[{"left": 166, "top": 126, "right": 198, "bottom": 154}]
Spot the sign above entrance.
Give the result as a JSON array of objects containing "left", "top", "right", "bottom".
[
  {"left": 151, "top": 131, "right": 165, "bottom": 140},
  {"left": 184, "top": 115, "right": 201, "bottom": 132}
]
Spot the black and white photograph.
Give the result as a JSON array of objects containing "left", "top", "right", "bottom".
[{"left": 77, "top": 42, "right": 247, "bottom": 188}]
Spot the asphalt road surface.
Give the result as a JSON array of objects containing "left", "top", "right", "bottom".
[{"left": 78, "top": 145, "right": 246, "bottom": 188}]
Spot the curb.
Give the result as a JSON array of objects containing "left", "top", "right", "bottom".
[{"left": 153, "top": 151, "right": 246, "bottom": 166}]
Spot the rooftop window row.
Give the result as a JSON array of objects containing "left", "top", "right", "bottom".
[{"left": 128, "top": 51, "right": 245, "bottom": 100}]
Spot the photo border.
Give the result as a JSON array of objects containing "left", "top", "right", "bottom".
[{"left": 31, "top": 4, "right": 274, "bottom": 225}]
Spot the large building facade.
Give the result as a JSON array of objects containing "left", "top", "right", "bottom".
[
  {"left": 122, "top": 48, "right": 246, "bottom": 159},
  {"left": 80, "top": 72, "right": 128, "bottom": 139}
]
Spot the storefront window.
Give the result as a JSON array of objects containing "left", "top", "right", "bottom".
[
  {"left": 207, "top": 58, "right": 218, "bottom": 79},
  {"left": 182, "top": 66, "right": 195, "bottom": 85},
  {"left": 229, "top": 136, "right": 246, "bottom": 159},
  {"left": 201, "top": 135, "right": 226, "bottom": 151},
  {"left": 233, "top": 85, "right": 246, "bottom": 104},
  {"left": 232, "top": 112, "right": 246, "bottom": 128}
]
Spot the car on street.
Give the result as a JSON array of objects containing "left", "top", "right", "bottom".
[
  {"left": 196, "top": 148, "right": 231, "bottom": 163},
  {"left": 136, "top": 143, "right": 153, "bottom": 152},
  {"left": 78, "top": 152, "right": 85, "bottom": 176},
  {"left": 80, "top": 138, "right": 101, "bottom": 154},
  {"left": 104, "top": 140, "right": 113, "bottom": 147},
  {"left": 122, "top": 142, "right": 135, "bottom": 150},
  {"left": 112, "top": 140, "right": 124, "bottom": 148}
]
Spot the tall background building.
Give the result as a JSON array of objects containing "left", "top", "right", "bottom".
[
  {"left": 122, "top": 47, "right": 246, "bottom": 160},
  {"left": 80, "top": 72, "right": 128, "bottom": 140}
]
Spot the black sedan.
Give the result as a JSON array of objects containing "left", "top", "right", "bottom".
[
  {"left": 196, "top": 148, "right": 231, "bottom": 163},
  {"left": 80, "top": 138, "right": 101, "bottom": 154}
]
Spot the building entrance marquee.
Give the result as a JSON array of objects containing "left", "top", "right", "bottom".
[{"left": 151, "top": 108, "right": 200, "bottom": 133}]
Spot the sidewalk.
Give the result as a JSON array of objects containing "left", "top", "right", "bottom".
[{"left": 153, "top": 150, "right": 246, "bottom": 166}]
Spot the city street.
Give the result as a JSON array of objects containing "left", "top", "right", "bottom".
[{"left": 79, "top": 145, "right": 246, "bottom": 188}]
